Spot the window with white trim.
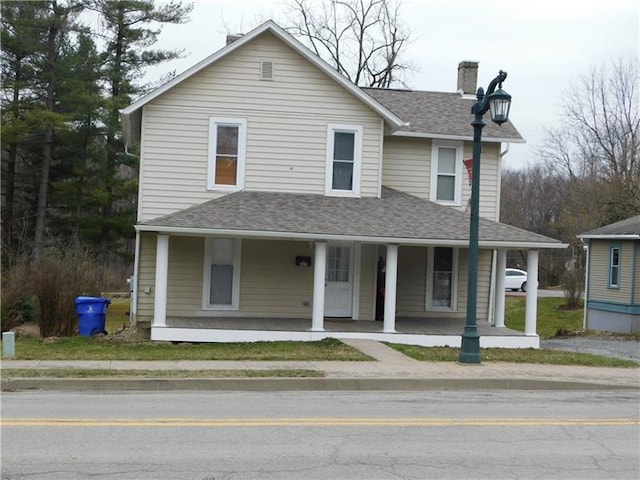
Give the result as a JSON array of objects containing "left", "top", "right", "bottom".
[
  {"left": 203, "top": 238, "right": 241, "bottom": 309},
  {"left": 430, "top": 141, "right": 463, "bottom": 205},
  {"left": 609, "top": 245, "right": 620, "bottom": 288},
  {"left": 208, "top": 117, "right": 247, "bottom": 190},
  {"left": 426, "top": 247, "right": 458, "bottom": 310},
  {"left": 325, "top": 124, "right": 362, "bottom": 196}
]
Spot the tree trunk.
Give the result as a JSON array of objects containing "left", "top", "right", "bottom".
[
  {"left": 3, "top": 56, "right": 24, "bottom": 255},
  {"left": 3, "top": 143, "right": 18, "bottom": 252},
  {"left": 33, "top": 10, "right": 61, "bottom": 259}
]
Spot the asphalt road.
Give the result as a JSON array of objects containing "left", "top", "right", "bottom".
[{"left": 2, "top": 390, "right": 639, "bottom": 479}]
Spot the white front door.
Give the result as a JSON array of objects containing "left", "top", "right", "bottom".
[{"left": 324, "top": 245, "right": 353, "bottom": 317}]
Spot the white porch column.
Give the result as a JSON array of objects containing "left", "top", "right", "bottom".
[
  {"left": 383, "top": 244, "right": 398, "bottom": 333},
  {"left": 153, "top": 234, "right": 169, "bottom": 328},
  {"left": 494, "top": 249, "right": 507, "bottom": 328},
  {"left": 312, "top": 242, "right": 327, "bottom": 331},
  {"left": 525, "top": 249, "right": 539, "bottom": 336}
]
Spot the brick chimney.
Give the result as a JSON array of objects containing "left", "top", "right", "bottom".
[
  {"left": 226, "top": 34, "right": 243, "bottom": 45},
  {"left": 457, "top": 61, "right": 479, "bottom": 95}
]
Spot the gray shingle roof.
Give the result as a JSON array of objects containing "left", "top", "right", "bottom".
[
  {"left": 362, "top": 88, "right": 524, "bottom": 142},
  {"left": 139, "top": 188, "right": 561, "bottom": 247},
  {"left": 580, "top": 215, "right": 640, "bottom": 237}
]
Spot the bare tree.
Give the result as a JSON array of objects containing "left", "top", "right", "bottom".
[
  {"left": 284, "top": 0, "right": 412, "bottom": 87},
  {"left": 538, "top": 58, "right": 640, "bottom": 224},
  {"left": 501, "top": 165, "right": 570, "bottom": 286},
  {"left": 501, "top": 59, "right": 638, "bottom": 299}
]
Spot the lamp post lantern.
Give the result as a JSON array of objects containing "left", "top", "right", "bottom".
[{"left": 458, "top": 70, "right": 512, "bottom": 364}]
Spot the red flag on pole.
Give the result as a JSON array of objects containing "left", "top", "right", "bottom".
[{"left": 463, "top": 158, "right": 473, "bottom": 185}]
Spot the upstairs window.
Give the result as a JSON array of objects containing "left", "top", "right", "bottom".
[
  {"left": 609, "top": 245, "right": 620, "bottom": 288},
  {"left": 430, "top": 141, "right": 463, "bottom": 205},
  {"left": 325, "top": 124, "right": 362, "bottom": 196},
  {"left": 208, "top": 117, "right": 247, "bottom": 190}
]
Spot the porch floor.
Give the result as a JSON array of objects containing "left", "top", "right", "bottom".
[{"left": 165, "top": 316, "right": 525, "bottom": 337}]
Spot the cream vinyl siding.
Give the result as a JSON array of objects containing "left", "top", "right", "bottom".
[
  {"left": 138, "top": 31, "right": 383, "bottom": 221},
  {"left": 136, "top": 234, "right": 206, "bottom": 320},
  {"left": 396, "top": 246, "right": 428, "bottom": 315},
  {"left": 136, "top": 232, "right": 158, "bottom": 323},
  {"left": 381, "top": 138, "right": 501, "bottom": 221},
  {"left": 239, "top": 240, "right": 314, "bottom": 317},
  {"left": 462, "top": 143, "right": 501, "bottom": 221},
  {"left": 169, "top": 236, "right": 206, "bottom": 314},
  {"left": 358, "top": 244, "right": 376, "bottom": 320},
  {"left": 442, "top": 248, "right": 491, "bottom": 321},
  {"left": 137, "top": 236, "right": 319, "bottom": 319},
  {"left": 395, "top": 246, "right": 491, "bottom": 320},
  {"left": 588, "top": 241, "right": 634, "bottom": 303},
  {"left": 136, "top": 234, "right": 494, "bottom": 323},
  {"left": 381, "top": 137, "right": 431, "bottom": 198}
]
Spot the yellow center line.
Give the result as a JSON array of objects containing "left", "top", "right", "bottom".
[{"left": 2, "top": 418, "right": 638, "bottom": 427}]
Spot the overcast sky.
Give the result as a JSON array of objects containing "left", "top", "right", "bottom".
[{"left": 138, "top": 0, "right": 639, "bottom": 169}]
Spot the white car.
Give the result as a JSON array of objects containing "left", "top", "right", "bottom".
[{"left": 505, "top": 268, "right": 527, "bottom": 292}]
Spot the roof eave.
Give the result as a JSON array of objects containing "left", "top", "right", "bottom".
[
  {"left": 578, "top": 234, "right": 640, "bottom": 240},
  {"left": 391, "top": 130, "right": 526, "bottom": 143},
  {"left": 136, "top": 224, "right": 566, "bottom": 249}
]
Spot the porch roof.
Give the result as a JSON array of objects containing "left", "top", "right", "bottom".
[{"left": 137, "top": 188, "right": 565, "bottom": 249}]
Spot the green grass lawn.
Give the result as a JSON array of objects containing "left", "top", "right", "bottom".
[
  {"left": 4, "top": 296, "right": 636, "bottom": 367},
  {"left": 388, "top": 344, "right": 638, "bottom": 368},
  {"left": 105, "top": 296, "right": 131, "bottom": 333},
  {"left": 385, "top": 296, "right": 638, "bottom": 368},
  {"left": 6, "top": 337, "right": 372, "bottom": 361},
  {"left": 505, "top": 297, "right": 583, "bottom": 338}
]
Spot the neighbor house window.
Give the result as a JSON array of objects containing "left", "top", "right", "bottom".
[
  {"left": 203, "top": 238, "right": 241, "bottom": 309},
  {"left": 426, "top": 247, "right": 458, "bottom": 310},
  {"left": 430, "top": 141, "right": 463, "bottom": 205},
  {"left": 609, "top": 245, "right": 620, "bottom": 288},
  {"left": 208, "top": 117, "right": 247, "bottom": 190},
  {"left": 325, "top": 124, "right": 362, "bottom": 196}
]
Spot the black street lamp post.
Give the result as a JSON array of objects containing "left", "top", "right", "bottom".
[{"left": 458, "top": 70, "right": 512, "bottom": 364}]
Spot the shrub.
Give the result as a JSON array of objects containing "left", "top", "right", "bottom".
[
  {"left": 0, "top": 260, "right": 36, "bottom": 332},
  {"left": 29, "top": 246, "right": 104, "bottom": 337},
  {"left": 563, "top": 262, "right": 585, "bottom": 310}
]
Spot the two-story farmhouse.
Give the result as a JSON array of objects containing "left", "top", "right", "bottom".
[{"left": 121, "top": 20, "right": 565, "bottom": 348}]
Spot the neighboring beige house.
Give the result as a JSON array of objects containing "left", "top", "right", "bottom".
[
  {"left": 579, "top": 215, "right": 640, "bottom": 333},
  {"left": 120, "top": 20, "right": 564, "bottom": 348}
]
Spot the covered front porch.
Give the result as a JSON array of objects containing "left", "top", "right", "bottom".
[
  {"left": 152, "top": 315, "right": 538, "bottom": 349},
  {"left": 135, "top": 188, "right": 566, "bottom": 349}
]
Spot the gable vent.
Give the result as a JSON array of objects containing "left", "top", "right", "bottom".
[{"left": 260, "top": 61, "right": 274, "bottom": 80}]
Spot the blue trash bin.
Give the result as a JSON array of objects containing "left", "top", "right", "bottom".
[{"left": 75, "top": 296, "right": 111, "bottom": 336}]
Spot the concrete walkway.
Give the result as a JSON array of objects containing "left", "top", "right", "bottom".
[{"left": 2, "top": 339, "right": 639, "bottom": 391}]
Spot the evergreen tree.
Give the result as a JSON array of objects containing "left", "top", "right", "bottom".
[
  {"left": 90, "top": 0, "right": 192, "bottom": 268},
  {"left": 1, "top": 1, "right": 50, "bottom": 256},
  {"left": 51, "top": 31, "right": 106, "bottom": 246},
  {"left": 32, "top": 1, "right": 85, "bottom": 258}
]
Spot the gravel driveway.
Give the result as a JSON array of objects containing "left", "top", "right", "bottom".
[{"left": 541, "top": 337, "right": 640, "bottom": 363}]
